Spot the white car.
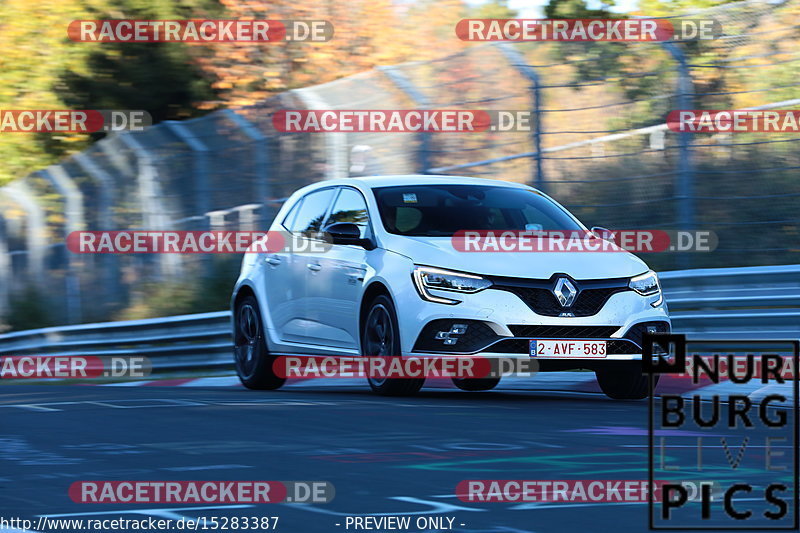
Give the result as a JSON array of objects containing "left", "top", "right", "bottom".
[{"left": 231, "top": 175, "right": 670, "bottom": 398}]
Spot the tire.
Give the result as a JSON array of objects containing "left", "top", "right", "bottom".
[
  {"left": 362, "top": 295, "right": 425, "bottom": 396},
  {"left": 233, "top": 295, "right": 286, "bottom": 390},
  {"left": 452, "top": 377, "right": 501, "bottom": 391},
  {"left": 595, "top": 363, "right": 658, "bottom": 400}
]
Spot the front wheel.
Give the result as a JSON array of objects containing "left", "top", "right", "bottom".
[
  {"left": 233, "top": 295, "right": 286, "bottom": 390},
  {"left": 595, "top": 363, "right": 658, "bottom": 400},
  {"left": 362, "top": 295, "right": 425, "bottom": 396}
]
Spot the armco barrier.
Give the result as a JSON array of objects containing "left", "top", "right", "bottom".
[
  {"left": 660, "top": 264, "right": 800, "bottom": 340},
  {"left": 0, "top": 311, "right": 232, "bottom": 371},
  {"left": 0, "top": 265, "right": 797, "bottom": 373}
]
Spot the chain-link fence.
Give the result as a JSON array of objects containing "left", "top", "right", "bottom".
[{"left": 1, "top": 0, "right": 798, "bottom": 326}]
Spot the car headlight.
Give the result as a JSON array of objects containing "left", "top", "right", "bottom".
[
  {"left": 412, "top": 266, "right": 492, "bottom": 305},
  {"left": 629, "top": 270, "right": 663, "bottom": 306}
]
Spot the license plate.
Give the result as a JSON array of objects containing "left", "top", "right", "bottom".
[{"left": 529, "top": 339, "right": 607, "bottom": 358}]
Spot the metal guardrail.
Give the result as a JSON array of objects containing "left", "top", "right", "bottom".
[
  {"left": 0, "top": 311, "right": 233, "bottom": 371},
  {"left": 660, "top": 264, "right": 800, "bottom": 339},
  {"left": 0, "top": 265, "right": 797, "bottom": 373}
]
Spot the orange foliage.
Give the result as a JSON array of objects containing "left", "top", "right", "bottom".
[{"left": 193, "top": 0, "right": 469, "bottom": 108}]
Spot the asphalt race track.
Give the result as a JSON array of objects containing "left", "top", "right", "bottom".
[{"left": 1, "top": 379, "right": 796, "bottom": 533}]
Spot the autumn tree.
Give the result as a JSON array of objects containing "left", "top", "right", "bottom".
[
  {"left": 193, "top": 0, "right": 470, "bottom": 108},
  {"left": 0, "top": 0, "right": 218, "bottom": 185}
]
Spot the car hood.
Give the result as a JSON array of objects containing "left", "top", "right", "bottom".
[{"left": 382, "top": 235, "right": 650, "bottom": 280}]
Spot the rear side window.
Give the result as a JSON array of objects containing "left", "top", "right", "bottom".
[
  {"left": 289, "top": 188, "right": 336, "bottom": 237},
  {"left": 281, "top": 200, "right": 303, "bottom": 230},
  {"left": 325, "top": 188, "right": 370, "bottom": 238}
]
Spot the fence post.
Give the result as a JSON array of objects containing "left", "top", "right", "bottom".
[
  {"left": 163, "top": 121, "right": 212, "bottom": 277},
  {"left": 163, "top": 121, "right": 211, "bottom": 229},
  {"left": 74, "top": 152, "right": 122, "bottom": 312},
  {"left": 0, "top": 215, "right": 8, "bottom": 319},
  {"left": 291, "top": 87, "right": 349, "bottom": 180},
  {"left": 223, "top": 109, "right": 271, "bottom": 228},
  {"left": 2, "top": 182, "right": 46, "bottom": 282},
  {"left": 74, "top": 153, "right": 114, "bottom": 230},
  {"left": 117, "top": 131, "right": 178, "bottom": 280},
  {"left": 99, "top": 135, "right": 136, "bottom": 177},
  {"left": 117, "top": 132, "right": 166, "bottom": 230},
  {"left": 662, "top": 41, "right": 696, "bottom": 269},
  {"left": 497, "top": 43, "right": 544, "bottom": 192},
  {"left": 42, "top": 166, "right": 84, "bottom": 324},
  {"left": 378, "top": 65, "right": 431, "bottom": 174}
]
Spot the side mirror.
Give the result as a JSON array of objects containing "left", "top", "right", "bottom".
[
  {"left": 591, "top": 226, "right": 615, "bottom": 241},
  {"left": 323, "top": 222, "right": 375, "bottom": 250}
]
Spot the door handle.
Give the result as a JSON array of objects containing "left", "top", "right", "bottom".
[
  {"left": 266, "top": 256, "right": 281, "bottom": 266},
  {"left": 307, "top": 263, "right": 322, "bottom": 272}
]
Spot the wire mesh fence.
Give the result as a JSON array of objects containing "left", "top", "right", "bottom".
[{"left": 1, "top": 0, "right": 798, "bottom": 326}]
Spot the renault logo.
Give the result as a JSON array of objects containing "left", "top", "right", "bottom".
[{"left": 553, "top": 277, "right": 578, "bottom": 307}]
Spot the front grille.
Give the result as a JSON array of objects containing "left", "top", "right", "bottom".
[
  {"left": 490, "top": 275, "right": 630, "bottom": 317},
  {"left": 413, "top": 319, "right": 499, "bottom": 353},
  {"left": 508, "top": 324, "right": 620, "bottom": 338},
  {"left": 607, "top": 340, "right": 642, "bottom": 355}
]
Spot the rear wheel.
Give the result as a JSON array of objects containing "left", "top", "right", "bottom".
[
  {"left": 452, "top": 377, "right": 501, "bottom": 391},
  {"left": 362, "top": 295, "right": 425, "bottom": 396},
  {"left": 595, "top": 363, "right": 658, "bottom": 400},
  {"left": 234, "top": 295, "right": 286, "bottom": 390}
]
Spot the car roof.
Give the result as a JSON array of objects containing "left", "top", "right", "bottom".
[{"left": 315, "top": 175, "right": 534, "bottom": 190}]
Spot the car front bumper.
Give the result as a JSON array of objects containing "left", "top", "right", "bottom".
[{"left": 396, "top": 285, "right": 670, "bottom": 363}]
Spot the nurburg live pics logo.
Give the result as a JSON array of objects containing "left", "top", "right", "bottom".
[{"left": 643, "top": 333, "right": 799, "bottom": 530}]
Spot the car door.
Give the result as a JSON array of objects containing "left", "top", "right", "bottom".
[
  {"left": 260, "top": 197, "right": 302, "bottom": 343},
  {"left": 302, "top": 186, "right": 371, "bottom": 351},
  {"left": 275, "top": 187, "right": 337, "bottom": 347}
]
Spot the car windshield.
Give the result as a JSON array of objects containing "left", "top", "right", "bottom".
[{"left": 373, "top": 184, "right": 584, "bottom": 237}]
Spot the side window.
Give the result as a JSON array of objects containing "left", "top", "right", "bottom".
[
  {"left": 281, "top": 199, "right": 303, "bottom": 231},
  {"left": 326, "top": 188, "right": 370, "bottom": 238},
  {"left": 290, "top": 188, "right": 336, "bottom": 237}
]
